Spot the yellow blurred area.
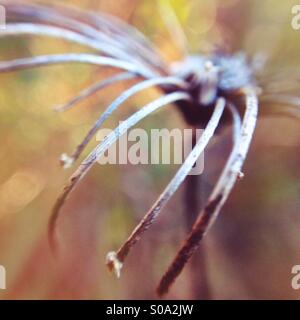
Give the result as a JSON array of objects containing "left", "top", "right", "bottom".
[{"left": 0, "top": 169, "right": 45, "bottom": 217}]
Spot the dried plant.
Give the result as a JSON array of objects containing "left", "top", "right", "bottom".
[{"left": 0, "top": 1, "right": 299, "bottom": 297}]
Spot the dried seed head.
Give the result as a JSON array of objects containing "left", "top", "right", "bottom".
[{"left": 171, "top": 53, "right": 254, "bottom": 111}]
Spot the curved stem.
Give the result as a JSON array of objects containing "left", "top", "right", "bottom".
[
  {"left": 0, "top": 54, "right": 152, "bottom": 78},
  {"left": 0, "top": 23, "right": 147, "bottom": 66},
  {"left": 48, "top": 1, "right": 167, "bottom": 71},
  {"left": 157, "top": 89, "right": 258, "bottom": 297},
  {"left": 4, "top": 1, "right": 126, "bottom": 49},
  {"left": 48, "top": 92, "right": 191, "bottom": 252},
  {"left": 68, "top": 77, "right": 188, "bottom": 165},
  {"left": 55, "top": 72, "right": 136, "bottom": 113},
  {"left": 3, "top": 1, "right": 166, "bottom": 74},
  {"left": 184, "top": 156, "right": 210, "bottom": 299},
  {"left": 106, "top": 98, "right": 225, "bottom": 275}
]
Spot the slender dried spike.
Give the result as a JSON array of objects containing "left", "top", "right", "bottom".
[
  {"left": 0, "top": 54, "right": 153, "bottom": 78},
  {"left": 6, "top": 2, "right": 158, "bottom": 70},
  {"left": 3, "top": 2, "right": 164, "bottom": 73},
  {"left": 33, "top": 0, "right": 165, "bottom": 69},
  {"left": 48, "top": 92, "right": 191, "bottom": 252},
  {"left": 106, "top": 98, "right": 226, "bottom": 275},
  {"left": 0, "top": 23, "right": 145, "bottom": 64},
  {"left": 85, "top": 11, "right": 167, "bottom": 72},
  {"left": 157, "top": 88, "right": 258, "bottom": 296},
  {"left": 4, "top": 2, "right": 125, "bottom": 49},
  {"left": 54, "top": 72, "right": 135, "bottom": 113},
  {"left": 4, "top": 3, "right": 129, "bottom": 60},
  {"left": 68, "top": 77, "right": 188, "bottom": 164},
  {"left": 56, "top": 1, "right": 154, "bottom": 53},
  {"left": 93, "top": 10, "right": 156, "bottom": 51}
]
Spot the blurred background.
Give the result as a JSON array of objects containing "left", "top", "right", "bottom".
[{"left": 0, "top": 0, "right": 300, "bottom": 299}]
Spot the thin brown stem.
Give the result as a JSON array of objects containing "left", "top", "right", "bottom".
[
  {"left": 68, "top": 77, "right": 188, "bottom": 165},
  {"left": 55, "top": 72, "right": 135, "bottom": 114},
  {"left": 1, "top": 23, "right": 143, "bottom": 65},
  {"left": 3, "top": 1, "right": 166, "bottom": 74},
  {"left": 184, "top": 132, "right": 210, "bottom": 299},
  {"left": 48, "top": 92, "right": 191, "bottom": 253},
  {"left": 157, "top": 88, "right": 258, "bottom": 296},
  {"left": 106, "top": 98, "right": 225, "bottom": 276},
  {"left": 0, "top": 54, "right": 152, "bottom": 78}
]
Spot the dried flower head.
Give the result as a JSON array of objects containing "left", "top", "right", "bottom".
[{"left": 0, "top": 1, "right": 298, "bottom": 297}]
